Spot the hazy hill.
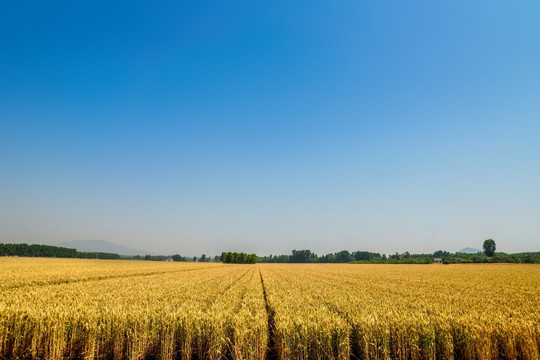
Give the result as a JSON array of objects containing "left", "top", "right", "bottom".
[
  {"left": 457, "top": 247, "right": 482, "bottom": 254},
  {"left": 57, "top": 240, "right": 148, "bottom": 256}
]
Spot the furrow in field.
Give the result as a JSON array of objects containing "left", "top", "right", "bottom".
[
  {"left": 258, "top": 268, "right": 277, "bottom": 360},
  {"left": 258, "top": 265, "right": 350, "bottom": 360}
]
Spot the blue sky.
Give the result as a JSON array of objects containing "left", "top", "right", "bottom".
[{"left": 1, "top": 1, "right": 539, "bottom": 255}]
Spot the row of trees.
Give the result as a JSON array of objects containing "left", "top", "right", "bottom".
[
  {"left": 430, "top": 240, "right": 537, "bottom": 264},
  {"left": 221, "top": 252, "right": 257, "bottom": 264},
  {"left": 133, "top": 254, "right": 220, "bottom": 262},
  {"left": 133, "top": 255, "right": 171, "bottom": 261},
  {"left": 5, "top": 239, "right": 538, "bottom": 264},
  {"left": 0, "top": 243, "right": 120, "bottom": 259},
  {"left": 197, "top": 254, "right": 220, "bottom": 262},
  {"left": 257, "top": 249, "right": 468, "bottom": 264},
  {"left": 77, "top": 252, "right": 120, "bottom": 259},
  {"left": 500, "top": 252, "right": 540, "bottom": 264},
  {"left": 259, "top": 249, "right": 384, "bottom": 263},
  {"left": 255, "top": 240, "right": 539, "bottom": 264}
]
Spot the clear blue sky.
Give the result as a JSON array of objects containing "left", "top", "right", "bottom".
[{"left": 1, "top": 1, "right": 539, "bottom": 256}]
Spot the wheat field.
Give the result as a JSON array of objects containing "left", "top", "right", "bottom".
[{"left": 0, "top": 258, "right": 538, "bottom": 359}]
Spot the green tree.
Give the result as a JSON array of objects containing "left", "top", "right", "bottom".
[
  {"left": 248, "top": 254, "right": 257, "bottom": 263},
  {"left": 483, "top": 239, "right": 496, "bottom": 257},
  {"left": 335, "top": 250, "right": 352, "bottom": 263},
  {"left": 172, "top": 254, "right": 183, "bottom": 261}
]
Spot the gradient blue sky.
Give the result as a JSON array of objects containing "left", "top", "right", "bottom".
[{"left": 1, "top": 1, "right": 539, "bottom": 256}]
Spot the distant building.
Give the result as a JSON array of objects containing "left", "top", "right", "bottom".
[
  {"left": 165, "top": 258, "right": 173, "bottom": 262},
  {"left": 433, "top": 258, "right": 443, "bottom": 264}
]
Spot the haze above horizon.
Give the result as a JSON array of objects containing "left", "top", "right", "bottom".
[{"left": 1, "top": 1, "right": 539, "bottom": 255}]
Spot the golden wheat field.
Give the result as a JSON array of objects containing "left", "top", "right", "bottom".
[{"left": 0, "top": 259, "right": 539, "bottom": 360}]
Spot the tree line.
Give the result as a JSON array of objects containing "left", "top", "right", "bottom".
[
  {"left": 132, "top": 254, "right": 220, "bottom": 262},
  {"left": 259, "top": 249, "right": 385, "bottom": 263},
  {"left": 221, "top": 252, "right": 257, "bottom": 264},
  {"left": 3, "top": 239, "right": 538, "bottom": 264},
  {"left": 257, "top": 244, "right": 540, "bottom": 264},
  {"left": 0, "top": 243, "right": 120, "bottom": 259}
]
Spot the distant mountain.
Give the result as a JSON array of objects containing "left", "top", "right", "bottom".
[
  {"left": 457, "top": 247, "right": 482, "bottom": 254},
  {"left": 57, "top": 240, "right": 148, "bottom": 256}
]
